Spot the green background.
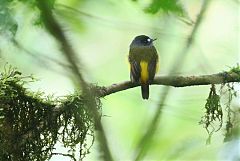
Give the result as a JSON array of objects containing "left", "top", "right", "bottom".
[{"left": 0, "top": 0, "right": 239, "bottom": 160}]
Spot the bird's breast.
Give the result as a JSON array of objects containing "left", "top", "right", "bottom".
[{"left": 140, "top": 61, "right": 149, "bottom": 84}]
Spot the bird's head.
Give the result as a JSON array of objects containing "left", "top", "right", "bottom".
[{"left": 130, "top": 35, "right": 156, "bottom": 47}]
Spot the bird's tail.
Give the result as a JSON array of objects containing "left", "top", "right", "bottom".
[{"left": 141, "top": 84, "right": 149, "bottom": 100}]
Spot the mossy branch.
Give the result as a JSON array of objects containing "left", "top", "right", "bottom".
[
  {"left": 98, "top": 71, "right": 240, "bottom": 97},
  {"left": 0, "top": 65, "right": 239, "bottom": 161}
]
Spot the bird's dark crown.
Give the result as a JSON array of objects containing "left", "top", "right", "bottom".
[{"left": 130, "top": 35, "right": 155, "bottom": 47}]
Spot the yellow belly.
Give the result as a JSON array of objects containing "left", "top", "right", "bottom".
[{"left": 140, "top": 61, "right": 149, "bottom": 84}]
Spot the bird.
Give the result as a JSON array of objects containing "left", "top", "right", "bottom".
[{"left": 128, "top": 35, "right": 159, "bottom": 100}]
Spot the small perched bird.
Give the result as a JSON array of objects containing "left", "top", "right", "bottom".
[{"left": 128, "top": 35, "right": 159, "bottom": 99}]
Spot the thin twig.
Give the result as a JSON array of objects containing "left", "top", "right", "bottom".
[
  {"left": 52, "top": 153, "right": 77, "bottom": 161},
  {"left": 11, "top": 39, "right": 71, "bottom": 73},
  {"left": 55, "top": 3, "right": 188, "bottom": 40}
]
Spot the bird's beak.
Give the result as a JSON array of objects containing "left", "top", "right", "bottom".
[{"left": 152, "top": 38, "right": 157, "bottom": 42}]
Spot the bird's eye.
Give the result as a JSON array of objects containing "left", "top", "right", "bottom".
[{"left": 147, "top": 38, "right": 151, "bottom": 42}]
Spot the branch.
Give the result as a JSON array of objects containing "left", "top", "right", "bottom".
[
  {"left": 99, "top": 71, "right": 240, "bottom": 97},
  {"left": 36, "top": 1, "right": 114, "bottom": 161}
]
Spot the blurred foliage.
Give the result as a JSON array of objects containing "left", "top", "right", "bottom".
[
  {"left": 0, "top": 65, "right": 101, "bottom": 161},
  {"left": 0, "top": 0, "right": 188, "bottom": 37},
  {"left": 0, "top": 0, "right": 56, "bottom": 36},
  {"left": 33, "top": 0, "right": 56, "bottom": 26},
  {"left": 0, "top": 0, "right": 18, "bottom": 36},
  {"left": 135, "top": 0, "right": 186, "bottom": 16}
]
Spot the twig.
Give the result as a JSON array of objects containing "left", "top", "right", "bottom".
[
  {"left": 52, "top": 153, "right": 77, "bottom": 161},
  {"left": 11, "top": 39, "right": 71, "bottom": 74},
  {"left": 55, "top": 3, "right": 187, "bottom": 39}
]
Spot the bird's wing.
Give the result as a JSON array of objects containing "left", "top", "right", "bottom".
[
  {"left": 129, "top": 57, "right": 140, "bottom": 83},
  {"left": 148, "top": 58, "right": 157, "bottom": 82},
  {"left": 148, "top": 48, "right": 158, "bottom": 83}
]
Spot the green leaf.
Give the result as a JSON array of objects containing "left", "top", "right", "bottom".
[{"left": 144, "top": 0, "right": 186, "bottom": 16}]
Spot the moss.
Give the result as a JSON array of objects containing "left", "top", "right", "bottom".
[
  {"left": 223, "top": 83, "right": 239, "bottom": 142},
  {"left": 229, "top": 63, "right": 240, "bottom": 81},
  {"left": 230, "top": 63, "right": 240, "bottom": 74},
  {"left": 0, "top": 66, "right": 100, "bottom": 161},
  {"left": 200, "top": 81, "right": 239, "bottom": 144},
  {"left": 199, "top": 84, "right": 223, "bottom": 144}
]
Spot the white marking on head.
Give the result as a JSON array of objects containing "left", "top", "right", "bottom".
[{"left": 147, "top": 38, "right": 151, "bottom": 42}]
